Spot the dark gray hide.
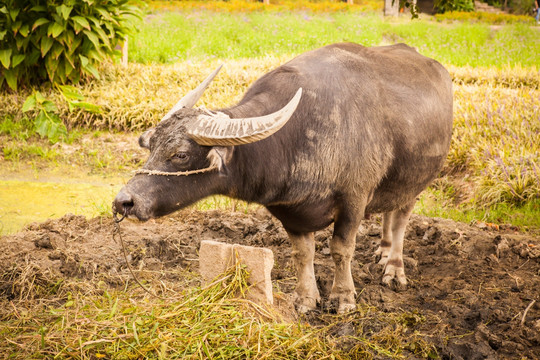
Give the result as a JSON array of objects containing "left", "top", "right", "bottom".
[{"left": 113, "top": 42, "right": 453, "bottom": 313}]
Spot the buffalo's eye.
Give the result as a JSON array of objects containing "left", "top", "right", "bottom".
[{"left": 173, "top": 152, "right": 190, "bottom": 162}]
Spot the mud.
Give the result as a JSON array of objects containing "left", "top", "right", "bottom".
[{"left": 1, "top": 209, "right": 539, "bottom": 359}]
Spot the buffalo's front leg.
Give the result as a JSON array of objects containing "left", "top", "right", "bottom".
[
  {"left": 329, "top": 208, "right": 363, "bottom": 313},
  {"left": 288, "top": 231, "right": 321, "bottom": 313}
]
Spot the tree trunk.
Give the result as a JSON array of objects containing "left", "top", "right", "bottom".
[{"left": 384, "top": 0, "right": 400, "bottom": 16}]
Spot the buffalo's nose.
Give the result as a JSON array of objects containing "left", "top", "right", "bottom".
[{"left": 113, "top": 190, "right": 134, "bottom": 215}]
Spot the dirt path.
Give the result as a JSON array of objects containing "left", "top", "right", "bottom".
[{"left": 1, "top": 209, "right": 539, "bottom": 358}]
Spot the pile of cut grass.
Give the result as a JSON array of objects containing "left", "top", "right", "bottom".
[{"left": 0, "top": 261, "right": 435, "bottom": 359}]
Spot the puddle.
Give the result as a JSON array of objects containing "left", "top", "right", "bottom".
[{"left": 0, "top": 180, "right": 122, "bottom": 235}]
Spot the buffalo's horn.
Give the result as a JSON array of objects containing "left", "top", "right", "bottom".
[
  {"left": 186, "top": 88, "right": 303, "bottom": 146},
  {"left": 160, "top": 65, "right": 223, "bottom": 122}
]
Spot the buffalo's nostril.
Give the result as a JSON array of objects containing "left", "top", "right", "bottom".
[{"left": 113, "top": 190, "right": 134, "bottom": 215}]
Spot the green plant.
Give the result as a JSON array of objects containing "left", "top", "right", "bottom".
[
  {"left": 22, "top": 91, "right": 67, "bottom": 143},
  {"left": 0, "top": 0, "right": 142, "bottom": 91},
  {"left": 21, "top": 85, "right": 101, "bottom": 143},
  {"left": 434, "top": 0, "right": 475, "bottom": 13}
]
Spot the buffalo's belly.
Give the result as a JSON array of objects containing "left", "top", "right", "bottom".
[
  {"left": 266, "top": 198, "right": 335, "bottom": 234},
  {"left": 366, "top": 154, "right": 447, "bottom": 213}
]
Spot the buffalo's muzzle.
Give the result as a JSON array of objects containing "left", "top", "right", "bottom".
[{"left": 113, "top": 189, "right": 134, "bottom": 217}]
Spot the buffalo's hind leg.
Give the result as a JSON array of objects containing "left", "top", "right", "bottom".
[
  {"left": 380, "top": 201, "right": 415, "bottom": 291},
  {"left": 288, "top": 231, "right": 321, "bottom": 313},
  {"left": 329, "top": 207, "right": 364, "bottom": 314},
  {"left": 374, "top": 212, "right": 392, "bottom": 264}
]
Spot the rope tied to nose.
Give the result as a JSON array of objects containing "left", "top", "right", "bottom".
[
  {"left": 133, "top": 164, "right": 218, "bottom": 177},
  {"left": 112, "top": 209, "right": 169, "bottom": 300}
]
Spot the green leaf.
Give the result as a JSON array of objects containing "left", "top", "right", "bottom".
[
  {"left": 30, "top": 6, "right": 47, "bottom": 12},
  {"left": 83, "top": 30, "right": 101, "bottom": 52},
  {"left": 64, "top": 57, "right": 74, "bottom": 77},
  {"left": 85, "top": 49, "right": 102, "bottom": 62},
  {"left": 32, "top": 18, "right": 50, "bottom": 31},
  {"left": 58, "top": 85, "right": 84, "bottom": 100},
  {"left": 9, "top": 9, "right": 20, "bottom": 21},
  {"left": 42, "top": 100, "right": 58, "bottom": 113},
  {"left": 35, "top": 91, "right": 46, "bottom": 104},
  {"left": 93, "top": 25, "right": 111, "bottom": 49},
  {"left": 72, "top": 21, "right": 83, "bottom": 34},
  {"left": 56, "top": 58, "right": 66, "bottom": 83},
  {"left": 50, "top": 43, "right": 63, "bottom": 60},
  {"left": 0, "top": 49, "right": 12, "bottom": 68},
  {"left": 0, "top": 30, "right": 6, "bottom": 41},
  {"left": 12, "top": 54, "right": 25, "bottom": 68},
  {"left": 35, "top": 111, "right": 49, "bottom": 137},
  {"left": 83, "top": 63, "right": 100, "bottom": 79},
  {"left": 34, "top": 110, "right": 67, "bottom": 143},
  {"left": 19, "top": 24, "right": 30, "bottom": 37},
  {"left": 41, "top": 36, "right": 54, "bottom": 56},
  {"left": 22, "top": 95, "right": 37, "bottom": 112},
  {"left": 45, "top": 54, "right": 58, "bottom": 82},
  {"left": 57, "top": 5, "right": 72, "bottom": 20},
  {"left": 79, "top": 54, "right": 88, "bottom": 68},
  {"left": 87, "top": 16, "right": 101, "bottom": 27},
  {"left": 11, "top": 21, "right": 22, "bottom": 35},
  {"left": 71, "top": 101, "right": 101, "bottom": 114},
  {"left": 48, "top": 22, "right": 64, "bottom": 38},
  {"left": 4, "top": 69, "right": 17, "bottom": 91},
  {"left": 95, "top": 7, "right": 113, "bottom": 21},
  {"left": 72, "top": 16, "right": 91, "bottom": 31}
]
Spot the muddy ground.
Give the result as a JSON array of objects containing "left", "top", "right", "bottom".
[{"left": 1, "top": 209, "right": 539, "bottom": 359}]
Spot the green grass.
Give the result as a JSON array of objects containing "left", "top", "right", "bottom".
[
  {"left": 129, "top": 12, "right": 540, "bottom": 67},
  {"left": 416, "top": 188, "right": 540, "bottom": 231}
]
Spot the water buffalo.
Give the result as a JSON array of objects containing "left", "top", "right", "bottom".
[{"left": 113, "top": 42, "right": 453, "bottom": 313}]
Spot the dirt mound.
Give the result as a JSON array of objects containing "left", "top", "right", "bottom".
[{"left": 1, "top": 209, "right": 539, "bottom": 359}]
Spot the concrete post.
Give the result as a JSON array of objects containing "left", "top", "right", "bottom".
[{"left": 199, "top": 240, "right": 275, "bottom": 304}]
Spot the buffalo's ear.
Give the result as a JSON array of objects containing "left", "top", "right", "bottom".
[
  {"left": 207, "top": 146, "right": 234, "bottom": 176},
  {"left": 139, "top": 129, "right": 156, "bottom": 149}
]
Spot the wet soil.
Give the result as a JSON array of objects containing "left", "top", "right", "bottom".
[{"left": 1, "top": 209, "right": 539, "bottom": 359}]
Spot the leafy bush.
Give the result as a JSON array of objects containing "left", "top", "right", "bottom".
[
  {"left": 0, "top": 0, "right": 142, "bottom": 91},
  {"left": 435, "top": 10, "right": 534, "bottom": 23},
  {"left": 434, "top": 0, "right": 475, "bottom": 13}
]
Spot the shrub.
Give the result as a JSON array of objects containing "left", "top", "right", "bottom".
[
  {"left": 434, "top": 0, "right": 475, "bottom": 13},
  {"left": 0, "top": 0, "right": 142, "bottom": 91},
  {"left": 435, "top": 10, "right": 534, "bottom": 23}
]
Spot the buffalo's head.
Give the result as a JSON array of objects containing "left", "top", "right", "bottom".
[{"left": 113, "top": 66, "right": 302, "bottom": 221}]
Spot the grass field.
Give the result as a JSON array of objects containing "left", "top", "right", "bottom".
[{"left": 130, "top": 12, "right": 540, "bottom": 67}]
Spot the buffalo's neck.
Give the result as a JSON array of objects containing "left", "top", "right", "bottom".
[{"left": 223, "top": 139, "right": 292, "bottom": 205}]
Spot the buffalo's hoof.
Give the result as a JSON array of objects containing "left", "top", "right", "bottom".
[
  {"left": 327, "top": 292, "right": 356, "bottom": 314},
  {"left": 294, "top": 295, "right": 319, "bottom": 314},
  {"left": 381, "top": 265, "right": 408, "bottom": 292}
]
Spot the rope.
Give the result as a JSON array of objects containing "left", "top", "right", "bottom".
[
  {"left": 133, "top": 164, "right": 218, "bottom": 176},
  {"left": 112, "top": 211, "right": 169, "bottom": 300}
]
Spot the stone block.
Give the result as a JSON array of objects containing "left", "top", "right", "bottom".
[{"left": 199, "top": 240, "right": 274, "bottom": 304}]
